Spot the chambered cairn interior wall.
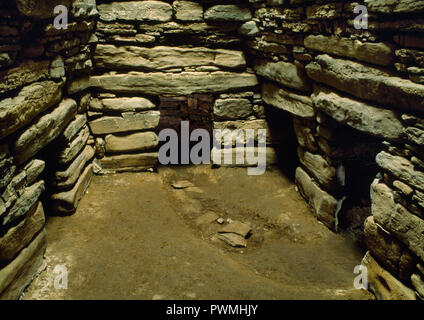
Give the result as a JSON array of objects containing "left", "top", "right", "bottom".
[{"left": 0, "top": 0, "right": 424, "bottom": 300}]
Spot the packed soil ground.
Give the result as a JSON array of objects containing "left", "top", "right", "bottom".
[{"left": 21, "top": 165, "right": 374, "bottom": 300}]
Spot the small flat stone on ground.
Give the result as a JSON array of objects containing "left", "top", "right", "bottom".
[
  {"left": 171, "top": 180, "right": 194, "bottom": 189},
  {"left": 195, "top": 211, "right": 219, "bottom": 226},
  {"left": 218, "top": 233, "right": 247, "bottom": 248},
  {"left": 219, "top": 221, "right": 252, "bottom": 238}
]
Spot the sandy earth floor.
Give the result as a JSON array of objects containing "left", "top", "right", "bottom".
[{"left": 21, "top": 165, "right": 374, "bottom": 300}]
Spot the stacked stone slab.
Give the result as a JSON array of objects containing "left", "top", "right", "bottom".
[
  {"left": 0, "top": 0, "right": 97, "bottom": 298},
  {"left": 69, "top": 0, "right": 281, "bottom": 171},
  {"left": 1, "top": 0, "right": 424, "bottom": 301},
  {"left": 245, "top": 0, "right": 424, "bottom": 299}
]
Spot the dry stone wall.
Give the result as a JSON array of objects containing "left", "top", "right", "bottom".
[
  {"left": 74, "top": 0, "right": 287, "bottom": 172},
  {"left": 1, "top": 0, "right": 424, "bottom": 300},
  {"left": 245, "top": 0, "right": 424, "bottom": 299},
  {"left": 0, "top": 0, "right": 97, "bottom": 298}
]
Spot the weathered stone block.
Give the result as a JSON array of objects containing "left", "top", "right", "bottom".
[
  {"left": 88, "top": 72, "right": 259, "bottom": 96},
  {"left": 361, "top": 251, "right": 416, "bottom": 300},
  {"left": 52, "top": 146, "right": 94, "bottom": 190},
  {"left": 51, "top": 164, "right": 93, "bottom": 215},
  {"left": 365, "top": 0, "right": 424, "bottom": 14},
  {"left": 304, "top": 35, "right": 394, "bottom": 66},
  {"left": 1, "top": 180, "right": 45, "bottom": 227},
  {"left": 89, "top": 111, "right": 160, "bottom": 135},
  {"left": 255, "top": 59, "right": 311, "bottom": 92},
  {"left": 297, "top": 148, "right": 339, "bottom": 190},
  {"left": 105, "top": 132, "right": 159, "bottom": 154},
  {"left": 0, "top": 81, "right": 63, "bottom": 140},
  {"left": 173, "top": 1, "right": 203, "bottom": 22},
  {"left": 312, "top": 86, "right": 404, "bottom": 141},
  {"left": 12, "top": 98, "right": 77, "bottom": 165},
  {"left": 261, "top": 82, "right": 314, "bottom": 118},
  {"left": 376, "top": 151, "right": 424, "bottom": 192},
  {"left": 61, "top": 114, "right": 87, "bottom": 143},
  {"left": 0, "top": 229, "right": 47, "bottom": 300},
  {"left": 0, "top": 60, "right": 50, "bottom": 94},
  {"left": 306, "top": 55, "right": 424, "bottom": 115},
  {"left": 98, "top": 1, "right": 173, "bottom": 22},
  {"left": 0, "top": 202, "right": 45, "bottom": 262},
  {"left": 94, "top": 45, "right": 246, "bottom": 71},
  {"left": 24, "top": 160, "right": 45, "bottom": 186},
  {"left": 364, "top": 216, "right": 417, "bottom": 283},
  {"left": 90, "top": 97, "right": 156, "bottom": 113},
  {"left": 371, "top": 178, "right": 424, "bottom": 261},
  {"left": 213, "top": 98, "right": 252, "bottom": 120},
  {"left": 99, "top": 153, "right": 158, "bottom": 172},
  {"left": 204, "top": 5, "right": 252, "bottom": 22},
  {"left": 58, "top": 125, "right": 90, "bottom": 165},
  {"left": 295, "top": 167, "right": 338, "bottom": 230}
]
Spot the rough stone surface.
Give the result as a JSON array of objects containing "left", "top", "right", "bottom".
[
  {"left": 365, "top": 0, "right": 424, "bottom": 14},
  {"left": 306, "top": 55, "right": 424, "bottom": 115},
  {"left": 371, "top": 178, "right": 424, "bottom": 261},
  {"left": 0, "top": 81, "right": 63, "bottom": 140},
  {"left": 52, "top": 146, "right": 95, "bottom": 190},
  {"left": 214, "top": 98, "right": 252, "bottom": 120},
  {"left": 297, "top": 148, "right": 338, "bottom": 190},
  {"left": 364, "top": 216, "right": 416, "bottom": 282},
  {"left": 0, "top": 202, "right": 45, "bottom": 262},
  {"left": 90, "top": 97, "right": 156, "bottom": 113},
  {"left": 173, "top": 1, "right": 203, "bottom": 22},
  {"left": 362, "top": 251, "right": 416, "bottom": 300},
  {"left": 2, "top": 181, "right": 45, "bottom": 227},
  {"left": 204, "top": 5, "right": 252, "bottom": 22},
  {"left": 261, "top": 82, "right": 314, "bottom": 118},
  {"left": 94, "top": 45, "right": 246, "bottom": 71},
  {"left": 312, "top": 86, "right": 404, "bottom": 141},
  {"left": 304, "top": 35, "right": 394, "bottom": 66},
  {"left": 255, "top": 59, "right": 310, "bottom": 92},
  {"left": 376, "top": 151, "right": 424, "bottom": 192},
  {"left": 99, "top": 153, "right": 158, "bottom": 172},
  {"left": 218, "top": 233, "right": 247, "bottom": 248},
  {"left": 51, "top": 164, "right": 94, "bottom": 215},
  {"left": 88, "top": 72, "right": 259, "bottom": 96},
  {"left": 0, "top": 60, "right": 50, "bottom": 94},
  {"left": 12, "top": 98, "right": 77, "bottom": 165},
  {"left": 105, "top": 132, "right": 159, "bottom": 154},
  {"left": 89, "top": 111, "right": 160, "bottom": 135},
  {"left": 295, "top": 167, "right": 338, "bottom": 230},
  {"left": 0, "top": 229, "right": 47, "bottom": 300},
  {"left": 98, "top": 1, "right": 173, "bottom": 22}
]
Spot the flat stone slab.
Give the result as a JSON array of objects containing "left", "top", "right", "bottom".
[
  {"left": 0, "top": 229, "right": 47, "bottom": 300},
  {"left": 261, "top": 81, "right": 314, "bottom": 119},
  {"left": 306, "top": 54, "right": 424, "bottom": 115},
  {"left": 94, "top": 45, "right": 246, "bottom": 71},
  {"left": 89, "top": 111, "right": 160, "bottom": 135},
  {"left": 219, "top": 221, "right": 252, "bottom": 238},
  {"left": 195, "top": 211, "right": 219, "bottom": 226},
  {"left": 0, "top": 80, "right": 63, "bottom": 140},
  {"left": 172, "top": 180, "right": 194, "bottom": 189},
  {"left": 255, "top": 59, "right": 311, "bottom": 92},
  {"left": 99, "top": 153, "right": 158, "bottom": 172},
  {"left": 105, "top": 132, "right": 158, "bottom": 154},
  {"left": 362, "top": 251, "right": 416, "bottom": 300},
  {"left": 218, "top": 233, "right": 247, "bottom": 248},
  {"left": 98, "top": 1, "right": 173, "bottom": 22},
  {"left": 90, "top": 97, "right": 156, "bottom": 113},
  {"left": 12, "top": 98, "right": 77, "bottom": 165},
  {"left": 88, "top": 72, "right": 259, "bottom": 96},
  {"left": 312, "top": 85, "right": 405, "bottom": 141},
  {"left": 0, "top": 201, "right": 45, "bottom": 262}
]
